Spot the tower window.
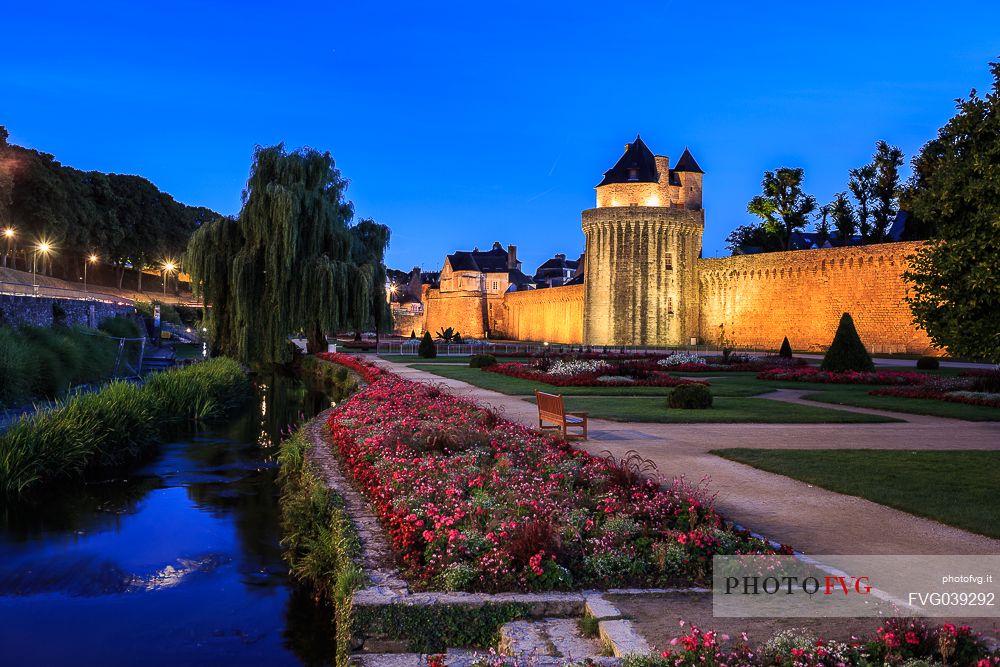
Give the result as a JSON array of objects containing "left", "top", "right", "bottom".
[
  {"left": 668, "top": 297, "right": 674, "bottom": 315},
  {"left": 665, "top": 253, "right": 673, "bottom": 270},
  {"left": 627, "top": 168, "right": 639, "bottom": 181}
]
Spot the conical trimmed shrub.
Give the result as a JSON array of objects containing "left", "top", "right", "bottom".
[
  {"left": 821, "top": 313, "right": 874, "bottom": 372},
  {"left": 418, "top": 331, "right": 437, "bottom": 358},
  {"left": 779, "top": 336, "right": 793, "bottom": 359}
]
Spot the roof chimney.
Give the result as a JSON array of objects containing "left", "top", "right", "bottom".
[
  {"left": 507, "top": 245, "right": 518, "bottom": 269},
  {"left": 555, "top": 253, "right": 566, "bottom": 261}
]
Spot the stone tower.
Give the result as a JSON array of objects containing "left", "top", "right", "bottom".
[{"left": 582, "top": 136, "right": 704, "bottom": 346}]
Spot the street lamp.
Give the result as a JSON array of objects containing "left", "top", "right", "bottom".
[
  {"left": 162, "top": 261, "right": 176, "bottom": 297},
  {"left": 3, "top": 228, "right": 14, "bottom": 270},
  {"left": 84, "top": 253, "right": 98, "bottom": 295},
  {"left": 33, "top": 241, "right": 52, "bottom": 293}
]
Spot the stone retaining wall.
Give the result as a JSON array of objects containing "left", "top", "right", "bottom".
[{"left": 0, "top": 294, "right": 135, "bottom": 329}]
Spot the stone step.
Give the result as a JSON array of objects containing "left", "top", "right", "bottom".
[{"left": 499, "top": 617, "right": 604, "bottom": 660}]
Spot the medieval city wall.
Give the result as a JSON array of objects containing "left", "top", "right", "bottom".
[
  {"left": 494, "top": 284, "right": 584, "bottom": 344},
  {"left": 420, "top": 288, "right": 488, "bottom": 339},
  {"left": 697, "top": 241, "right": 936, "bottom": 354}
]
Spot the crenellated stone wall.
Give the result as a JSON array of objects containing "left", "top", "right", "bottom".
[{"left": 697, "top": 241, "right": 935, "bottom": 354}]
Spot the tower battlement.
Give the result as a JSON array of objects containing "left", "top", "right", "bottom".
[
  {"left": 583, "top": 136, "right": 705, "bottom": 346},
  {"left": 593, "top": 136, "right": 703, "bottom": 210}
]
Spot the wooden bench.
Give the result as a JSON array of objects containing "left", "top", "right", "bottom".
[{"left": 535, "top": 391, "right": 588, "bottom": 440}]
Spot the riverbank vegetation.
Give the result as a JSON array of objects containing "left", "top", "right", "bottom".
[
  {"left": 0, "top": 357, "right": 249, "bottom": 497},
  {"left": 0, "top": 317, "right": 143, "bottom": 407},
  {"left": 277, "top": 425, "right": 363, "bottom": 667}
]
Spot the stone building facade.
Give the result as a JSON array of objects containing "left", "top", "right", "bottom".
[{"left": 396, "top": 136, "right": 936, "bottom": 355}]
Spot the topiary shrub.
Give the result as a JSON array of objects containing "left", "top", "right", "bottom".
[
  {"left": 667, "top": 383, "right": 713, "bottom": 409},
  {"left": 820, "top": 313, "right": 875, "bottom": 372},
  {"left": 469, "top": 354, "right": 497, "bottom": 368},
  {"left": 410, "top": 330, "right": 417, "bottom": 339},
  {"left": 418, "top": 331, "right": 436, "bottom": 359},
  {"left": 916, "top": 356, "right": 940, "bottom": 370},
  {"left": 779, "top": 336, "right": 793, "bottom": 359}
]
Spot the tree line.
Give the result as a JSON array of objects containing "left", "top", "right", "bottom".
[
  {"left": 0, "top": 126, "right": 218, "bottom": 287},
  {"left": 728, "top": 139, "right": 924, "bottom": 254}
]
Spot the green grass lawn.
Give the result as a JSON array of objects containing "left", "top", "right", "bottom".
[
  {"left": 534, "top": 396, "right": 898, "bottom": 423},
  {"left": 712, "top": 448, "right": 1000, "bottom": 538},
  {"left": 408, "top": 364, "right": 1000, "bottom": 421},
  {"left": 380, "top": 354, "right": 474, "bottom": 364},
  {"left": 803, "top": 387, "right": 1000, "bottom": 421}
]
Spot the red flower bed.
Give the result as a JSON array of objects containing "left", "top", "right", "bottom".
[
  {"left": 484, "top": 362, "right": 704, "bottom": 388},
  {"left": 871, "top": 385, "right": 1000, "bottom": 408},
  {"left": 318, "top": 360, "right": 769, "bottom": 592},
  {"left": 758, "top": 367, "right": 930, "bottom": 385},
  {"left": 315, "top": 352, "right": 382, "bottom": 383}
]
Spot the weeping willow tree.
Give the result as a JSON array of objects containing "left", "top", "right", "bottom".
[{"left": 186, "top": 145, "right": 390, "bottom": 365}]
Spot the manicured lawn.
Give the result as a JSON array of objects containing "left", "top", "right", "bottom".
[
  {"left": 381, "top": 354, "right": 474, "bottom": 364},
  {"left": 530, "top": 396, "right": 899, "bottom": 423},
  {"left": 804, "top": 387, "right": 1000, "bottom": 421},
  {"left": 409, "top": 364, "right": 680, "bottom": 395},
  {"left": 409, "top": 364, "right": 1000, "bottom": 421},
  {"left": 711, "top": 448, "right": 1000, "bottom": 538}
]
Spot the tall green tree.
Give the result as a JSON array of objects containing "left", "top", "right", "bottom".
[
  {"left": 848, "top": 163, "right": 877, "bottom": 240},
  {"left": 905, "top": 62, "right": 1000, "bottom": 363},
  {"left": 186, "top": 144, "right": 390, "bottom": 365},
  {"left": 828, "top": 192, "right": 855, "bottom": 246},
  {"left": 814, "top": 203, "right": 832, "bottom": 247},
  {"left": 747, "top": 167, "right": 817, "bottom": 251},
  {"left": 870, "top": 141, "right": 905, "bottom": 243}
]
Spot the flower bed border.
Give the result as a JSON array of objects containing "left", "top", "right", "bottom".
[
  {"left": 484, "top": 361, "right": 704, "bottom": 388},
  {"left": 757, "top": 367, "right": 930, "bottom": 385}
]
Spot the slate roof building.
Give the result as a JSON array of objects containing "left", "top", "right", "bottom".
[
  {"left": 533, "top": 253, "right": 582, "bottom": 288},
  {"left": 440, "top": 242, "right": 534, "bottom": 294}
]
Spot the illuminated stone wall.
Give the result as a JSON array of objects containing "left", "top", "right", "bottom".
[
  {"left": 697, "top": 241, "right": 936, "bottom": 354},
  {"left": 493, "top": 284, "right": 584, "bottom": 344},
  {"left": 420, "top": 287, "right": 487, "bottom": 339},
  {"left": 582, "top": 206, "right": 704, "bottom": 346}
]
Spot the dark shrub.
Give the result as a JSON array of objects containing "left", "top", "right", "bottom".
[
  {"left": 418, "top": 331, "right": 436, "bottom": 359},
  {"left": 779, "top": 336, "right": 793, "bottom": 359},
  {"left": 51, "top": 302, "right": 67, "bottom": 326},
  {"left": 469, "top": 354, "right": 497, "bottom": 368},
  {"left": 667, "top": 383, "right": 713, "bottom": 409},
  {"left": 99, "top": 316, "right": 142, "bottom": 339},
  {"left": 453, "top": 333, "right": 464, "bottom": 344},
  {"left": 821, "top": 313, "right": 875, "bottom": 372},
  {"left": 916, "top": 356, "right": 940, "bottom": 370},
  {"left": 410, "top": 330, "right": 417, "bottom": 339}
]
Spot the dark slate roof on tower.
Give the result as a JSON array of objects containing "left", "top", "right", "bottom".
[
  {"left": 597, "top": 135, "right": 660, "bottom": 187},
  {"left": 674, "top": 147, "right": 703, "bottom": 173}
]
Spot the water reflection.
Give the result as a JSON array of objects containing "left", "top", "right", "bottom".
[{"left": 0, "top": 371, "right": 340, "bottom": 666}]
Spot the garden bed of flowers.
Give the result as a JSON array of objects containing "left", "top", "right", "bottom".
[
  {"left": 758, "top": 367, "right": 931, "bottom": 385},
  {"left": 643, "top": 618, "right": 1000, "bottom": 667},
  {"left": 320, "top": 362, "right": 778, "bottom": 592},
  {"left": 483, "top": 360, "right": 707, "bottom": 388},
  {"left": 315, "top": 352, "right": 383, "bottom": 383},
  {"left": 870, "top": 375, "right": 1000, "bottom": 409}
]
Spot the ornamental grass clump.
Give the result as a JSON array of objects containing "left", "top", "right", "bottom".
[
  {"left": 667, "top": 383, "right": 713, "bottom": 409},
  {"left": 821, "top": 313, "right": 875, "bottom": 372}
]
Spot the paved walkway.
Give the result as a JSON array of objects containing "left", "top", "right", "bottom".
[{"left": 374, "top": 358, "right": 1000, "bottom": 556}]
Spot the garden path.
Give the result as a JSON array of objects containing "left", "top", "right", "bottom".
[{"left": 373, "top": 358, "right": 1000, "bottom": 557}]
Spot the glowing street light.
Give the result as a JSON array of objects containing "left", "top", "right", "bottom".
[
  {"left": 162, "top": 260, "right": 177, "bottom": 296},
  {"left": 32, "top": 241, "right": 53, "bottom": 293},
  {"left": 84, "top": 253, "right": 99, "bottom": 295},
  {"left": 2, "top": 227, "right": 13, "bottom": 269}
]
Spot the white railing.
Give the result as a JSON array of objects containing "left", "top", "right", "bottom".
[{"left": 375, "top": 340, "right": 777, "bottom": 357}]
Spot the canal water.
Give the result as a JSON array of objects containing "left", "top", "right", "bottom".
[{"left": 0, "top": 373, "right": 340, "bottom": 666}]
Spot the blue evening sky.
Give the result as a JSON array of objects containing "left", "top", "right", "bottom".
[{"left": 3, "top": 1, "right": 998, "bottom": 273}]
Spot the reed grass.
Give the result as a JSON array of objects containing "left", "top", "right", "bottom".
[{"left": 0, "top": 357, "right": 249, "bottom": 497}]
